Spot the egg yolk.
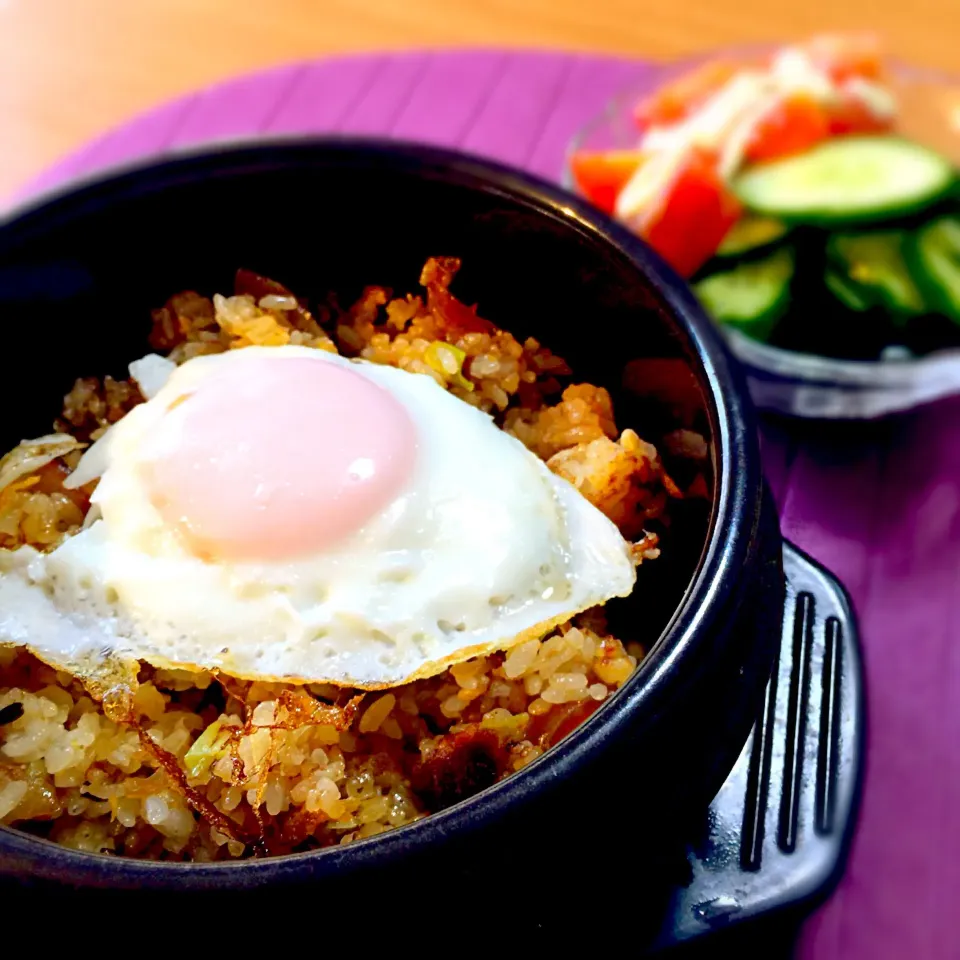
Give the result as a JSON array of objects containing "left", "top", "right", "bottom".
[{"left": 140, "top": 354, "right": 418, "bottom": 562}]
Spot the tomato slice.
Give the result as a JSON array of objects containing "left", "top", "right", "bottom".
[
  {"left": 799, "top": 32, "right": 884, "bottom": 83},
  {"left": 639, "top": 148, "right": 742, "bottom": 278},
  {"left": 827, "top": 93, "right": 894, "bottom": 135},
  {"left": 633, "top": 59, "right": 742, "bottom": 131},
  {"left": 745, "top": 94, "right": 831, "bottom": 163},
  {"left": 569, "top": 150, "right": 645, "bottom": 215}
]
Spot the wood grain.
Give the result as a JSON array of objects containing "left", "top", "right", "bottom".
[{"left": 1, "top": 0, "right": 957, "bottom": 199}]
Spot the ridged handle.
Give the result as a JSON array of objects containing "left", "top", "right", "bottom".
[{"left": 652, "top": 541, "right": 865, "bottom": 949}]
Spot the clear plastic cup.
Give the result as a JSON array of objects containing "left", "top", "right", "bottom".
[{"left": 563, "top": 48, "right": 960, "bottom": 419}]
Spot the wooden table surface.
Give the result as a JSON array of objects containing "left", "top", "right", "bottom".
[{"left": 2, "top": 0, "right": 957, "bottom": 201}]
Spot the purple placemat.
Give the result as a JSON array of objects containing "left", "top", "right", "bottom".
[{"left": 8, "top": 49, "right": 954, "bottom": 960}]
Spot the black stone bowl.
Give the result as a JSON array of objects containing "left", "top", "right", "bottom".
[{"left": 0, "top": 140, "right": 784, "bottom": 935}]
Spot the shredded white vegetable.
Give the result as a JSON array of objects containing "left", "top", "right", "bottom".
[
  {"left": 129, "top": 353, "right": 177, "bottom": 400},
  {"left": 63, "top": 431, "right": 113, "bottom": 490},
  {"left": 0, "top": 434, "right": 82, "bottom": 495}
]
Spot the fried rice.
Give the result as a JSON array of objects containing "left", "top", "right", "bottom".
[{"left": 0, "top": 258, "right": 703, "bottom": 861}]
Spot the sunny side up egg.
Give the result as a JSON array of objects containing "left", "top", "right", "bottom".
[{"left": 0, "top": 345, "right": 637, "bottom": 689}]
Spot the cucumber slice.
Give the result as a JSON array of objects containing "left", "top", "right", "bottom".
[
  {"left": 911, "top": 216, "right": 960, "bottom": 322},
  {"left": 826, "top": 231, "right": 926, "bottom": 321},
  {"left": 716, "top": 216, "right": 790, "bottom": 258},
  {"left": 825, "top": 269, "right": 871, "bottom": 312},
  {"left": 734, "top": 136, "right": 956, "bottom": 226},
  {"left": 694, "top": 246, "right": 794, "bottom": 342}
]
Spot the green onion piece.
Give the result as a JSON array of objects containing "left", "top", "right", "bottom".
[
  {"left": 184, "top": 720, "right": 230, "bottom": 780},
  {"left": 424, "top": 341, "right": 475, "bottom": 392}
]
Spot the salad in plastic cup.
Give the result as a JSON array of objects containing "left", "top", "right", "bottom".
[{"left": 564, "top": 34, "right": 960, "bottom": 419}]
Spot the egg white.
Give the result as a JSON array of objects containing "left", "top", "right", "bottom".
[{"left": 0, "top": 345, "right": 637, "bottom": 688}]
